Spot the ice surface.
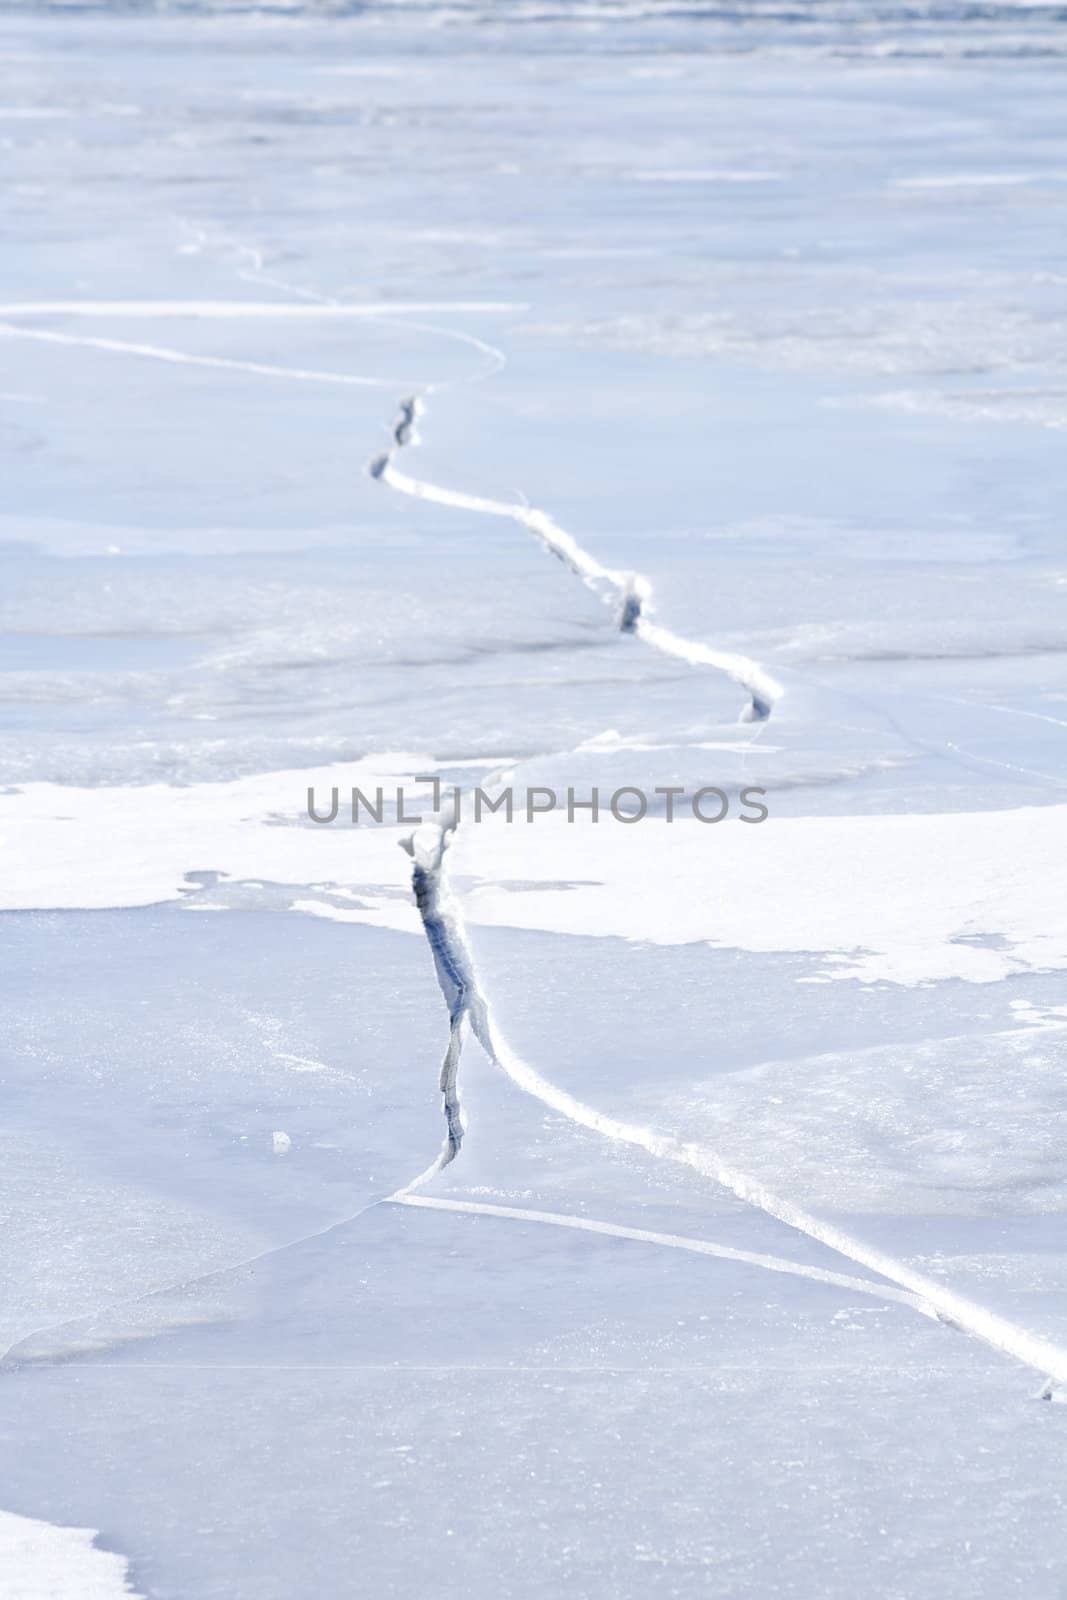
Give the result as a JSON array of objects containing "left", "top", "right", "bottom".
[{"left": 3, "top": 2, "right": 1067, "bottom": 1596}]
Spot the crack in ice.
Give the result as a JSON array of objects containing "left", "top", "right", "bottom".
[
  {"left": 0, "top": 321, "right": 409, "bottom": 390},
  {"left": 370, "top": 395, "right": 781, "bottom": 723},
  {"left": 392, "top": 1194, "right": 929, "bottom": 1311},
  {"left": 401, "top": 810, "right": 1067, "bottom": 1394}
]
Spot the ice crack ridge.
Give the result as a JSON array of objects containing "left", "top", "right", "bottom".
[{"left": 370, "top": 394, "right": 781, "bottom": 724}]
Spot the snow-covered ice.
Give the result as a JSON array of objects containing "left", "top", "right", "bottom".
[{"left": 2, "top": 2, "right": 1067, "bottom": 1596}]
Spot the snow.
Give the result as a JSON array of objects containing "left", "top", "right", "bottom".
[
  {"left": 454, "top": 803, "right": 1067, "bottom": 985},
  {"left": 0, "top": 759, "right": 424, "bottom": 911},
  {"left": 8, "top": 768, "right": 1062, "bottom": 987},
  {"left": 8, "top": 768, "right": 1067, "bottom": 979},
  {"left": 0, "top": 1510, "right": 140, "bottom": 1600}
]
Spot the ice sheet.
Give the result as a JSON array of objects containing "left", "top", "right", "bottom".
[{"left": 4, "top": 4, "right": 1067, "bottom": 1596}]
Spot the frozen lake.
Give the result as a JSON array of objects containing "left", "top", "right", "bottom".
[{"left": 2, "top": 3, "right": 1067, "bottom": 1596}]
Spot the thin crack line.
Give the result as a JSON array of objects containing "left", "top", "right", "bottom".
[
  {"left": 0, "top": 1197, "right": 382, "bottom": 1372},
  {"left": 391, "top": 1194, "right": 929, "bottom": 1312},
  {"left": 0, "top": 300, "right": 528, "bottom": 317},
  {"left": 0, "top": 321, "right": 409, "bottom": 390}
]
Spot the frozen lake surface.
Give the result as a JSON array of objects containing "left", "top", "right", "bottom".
[{"left": 2, "top": 2, "right": 1067, "bottom": 1595}]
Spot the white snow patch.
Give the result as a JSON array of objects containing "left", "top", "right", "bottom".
[
  {"left": 452, "top": 804, "right": 1067, "bottom": 986},
  {"left": 5, "top": 770, "right": 1067, "bottom": 987},
  {"left": 892, "top": 173, "right": 1042, "bottom": 189},
  {"left": 0, "top": 757, "right": 430, "bottom": 914},
  {"left": 850, "top": 386, "right": 1067, "bottom": 432},
  {"left": 0, "top": 1509, "right": 142, "bottom": 1600}
]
